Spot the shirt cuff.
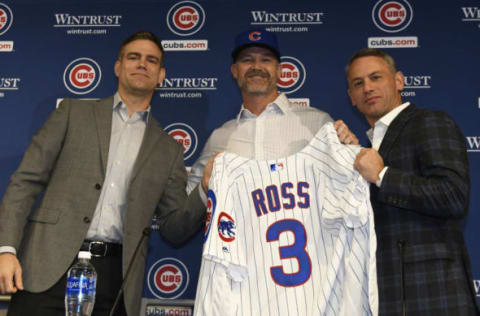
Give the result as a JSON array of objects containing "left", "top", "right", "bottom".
[
  {"left": 198, "top": 184, "right": 208, "bottom": 206},
  {"left": 0, "top": 246, "right": 17, "bottom": 256},
  {"left": 375, "top": 166, "right": 388, "bottom": 188}
]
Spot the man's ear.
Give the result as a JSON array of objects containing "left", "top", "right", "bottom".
[
  {"left": 157, "top": 67, "right": 166, "bottom": 85},
  {"left": 231, "top": 63, "right": 239, "bottom": 80},
  {"left": 114, "top": 60, "right": 120, "bottom": 78},
  {"left": 395, "top": 70, "right": 405, "bottom": 91},
  {"left": 347, "top": 87, "right": 356, "bottom": 107}
]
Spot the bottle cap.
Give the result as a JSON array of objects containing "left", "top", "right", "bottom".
[{"left": 78, "top": 251, "right": 92, "bottom": 260}]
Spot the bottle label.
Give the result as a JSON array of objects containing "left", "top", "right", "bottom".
[{"left": 66, "top": 275, "right": 97, "bottom": 296}]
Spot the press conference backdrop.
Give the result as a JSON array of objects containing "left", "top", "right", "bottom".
[{"left": 0, "top": 0, "right": 479, "bottom": 311}]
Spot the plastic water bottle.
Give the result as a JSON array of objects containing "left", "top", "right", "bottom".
[{"left": 65, "top": 251, "right": 97, "bottom": 316}]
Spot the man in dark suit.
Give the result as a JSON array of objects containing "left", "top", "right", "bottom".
[
  {"left": 0, "top": 31, "right": 206, "bottom": 316},
  {"left": 346, "top": 48, "right": 479, "bottom": 315}
]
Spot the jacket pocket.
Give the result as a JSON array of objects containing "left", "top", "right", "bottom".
[
  {"left": 403, "top": 242, "right": 455, "bottom": 263},
  {"left": 28, "top": 207, "right": 61, "bottom": 224}
]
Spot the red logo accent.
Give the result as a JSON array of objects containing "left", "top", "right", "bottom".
[
  {"left": 248, "top": 31, "right": 261, "bottom": 41},
  {"left": 70, "top": 64, "right": 95, "bottom": 88},
  {"left": 155, "top": 265, "right": 182, "bottom": 292},
  {"left": 169, "top": 129, "right": 192, "bottom": 153},
  {"left": 0, "top": 9, "right": 7, "bottom": 28},
  {"left": 173, "top": 7, "right": 199, "bottom": 30},
  {"left": 278, "top": 63, "right": 299, "bottom": 88},
  {"left": 380, "top": 2, "right": 406, "bottom": 26},
  {"left": 206, "top": 198, "right": 212, "bottom": 234}
]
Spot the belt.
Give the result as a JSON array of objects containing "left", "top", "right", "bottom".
[{"left": 80, "top": 240, "right": 122, "bottom": 257}]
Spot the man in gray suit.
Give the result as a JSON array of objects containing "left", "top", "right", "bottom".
[{"left": 0, "top": 31, "right": 206, "bottom": 315}]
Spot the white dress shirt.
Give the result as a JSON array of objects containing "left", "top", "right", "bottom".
[
  {"left": 85, "top": 93, "right": 149, "bottom": 243},
  {"left": 187, "top": 93, "right": 333, "bottom": 202},
  {"left": 366, "top": 102, "right": 410, "bottom": 187}
]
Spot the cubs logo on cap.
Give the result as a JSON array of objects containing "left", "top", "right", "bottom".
[{"left": 232, "top": 28, "right": 280, "bottom": 61}]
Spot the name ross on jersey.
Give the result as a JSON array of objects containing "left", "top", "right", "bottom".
[{"left": 251, "top": 181, "right": 310, "bottom": 217}]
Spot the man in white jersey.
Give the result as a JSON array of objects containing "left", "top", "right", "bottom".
[
  {"left": 195, "top": 123, "right": 378, "bottom": 315},
  {"left": 191, "top": 29, "right": 375, "bottom": 315},
  {"left": 189, "top": 28, "right": 358, "bottom": 197}
]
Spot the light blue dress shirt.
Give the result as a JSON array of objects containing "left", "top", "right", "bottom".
[{"left": 85, "top": 93, "right": 149, "bottom": 243}]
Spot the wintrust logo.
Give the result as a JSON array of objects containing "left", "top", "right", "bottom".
[
  {"left": 53, "top": 13, "right": 122, "bottom": 35},
  {"left": 474, "top": 279, "right": 480, "bottom": 296},
  {"left": 401, "top": 74, "right": 431, "bottom": 97},
  {"left": 0, "top": 77, "right": 20, "bottom": 98},
  {"left": 369, "top": 0, "right": 418, "bottom": 48},
  {"left": 251, "top": 11, "right": 323, "bottom": 24},
  {"left": 156, "top": 77, "right": 217, "bottom": 99},
  {"left": 250, "top": 10, "right": 323, "bottom": 33},
  {"left": 461, "top": 7, "right": 480, "bottom": 28},
  {"left": 54, "top": 14, "right": 122, "bottom": 26},
  {"left": 466, "top": 137, "right": 480, "bottom": 152},
  {"left": 63, "top": 58, "right": 102, "bottom": 95}
]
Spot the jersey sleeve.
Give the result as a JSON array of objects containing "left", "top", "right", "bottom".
[
  {"left": 317, "top": 123, "right": 371, "bottom": 229},
  {"left": 202, "top": 153, "right": 248, "bottom": 283}
]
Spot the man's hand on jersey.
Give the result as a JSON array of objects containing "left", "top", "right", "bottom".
[
  {"left": 201, "top": 152, "right": 221, "bottom": 194},
  {"left": 334, "top": 120, "right": 359, "bottom": 145},
  {"left": 354, "top": 148, "right": 384, "bottom": 183},
  {"left": 0, "top": 253, "right": 23, "bottom": 294}
]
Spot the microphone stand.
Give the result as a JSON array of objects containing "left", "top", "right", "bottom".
[{"left": 109, "top": 227, "right": 151, "bottom": 316}]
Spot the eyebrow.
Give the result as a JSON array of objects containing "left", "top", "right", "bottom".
[
  {"left": 125, "top": 52, "right": 161, "bottom": 62},
  {"left": 350, "top": 71, "right": 382, "bottom": 82}
]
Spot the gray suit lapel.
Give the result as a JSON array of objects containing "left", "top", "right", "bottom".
[
  {"left": 130, "top": 114, "right": 165, "bottom": 183},
  {"left": 378, "top": 104, "right": 417, "bottom": 158},
  {"left": 93, "top": 96, "right": 114, "bottom": 176}
]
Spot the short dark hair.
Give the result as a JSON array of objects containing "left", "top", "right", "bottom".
[
  {"left": 346, "top": 48, "right": 397, "bottom": 76},
  {"left": 119, "top": 31, "right": 164, "bottom": 66}
]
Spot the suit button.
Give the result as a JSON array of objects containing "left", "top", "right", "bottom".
[
  {"left": 83, "top": 217, "right": 91, "bottom": 223},
  {"left": 95, "top": 183, "right": 102, "bottom": 190}
]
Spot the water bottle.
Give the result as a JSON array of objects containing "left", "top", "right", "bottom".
[{"left": 65, "top": 251, "right": 97, "bottom": 316}]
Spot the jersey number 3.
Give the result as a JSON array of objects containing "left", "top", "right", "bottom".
[{"left": 266, "top": 219, "right": 312, "bottom": 287}]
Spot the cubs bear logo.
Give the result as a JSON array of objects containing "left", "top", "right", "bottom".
[{"left": 217, "top": 212, "right": 236, "bottom": 242}]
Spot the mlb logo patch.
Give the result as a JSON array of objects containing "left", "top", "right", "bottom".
[{"left": 270, "top": 162, "right": 284, "bottom": 172}]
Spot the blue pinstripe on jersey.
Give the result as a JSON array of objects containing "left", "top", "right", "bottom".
[{"left": 194, "top": 123, "right": 378, "bottom": 316}]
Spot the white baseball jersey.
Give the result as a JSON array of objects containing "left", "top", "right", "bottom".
[{"left": 194, "top": 123, "right": 378, "bottom": 316}]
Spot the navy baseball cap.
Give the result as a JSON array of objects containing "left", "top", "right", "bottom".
[{"left": 232, "top": 29, "right": 281, "bottom": 62}]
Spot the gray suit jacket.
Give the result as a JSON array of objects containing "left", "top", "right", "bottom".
[{"left": 0, "top": 96, "right": 205, "bottom": 315}]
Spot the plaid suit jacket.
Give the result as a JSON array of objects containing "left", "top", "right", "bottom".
[{"left": 370, "top": 104, "right": 479, "bottom": 316}]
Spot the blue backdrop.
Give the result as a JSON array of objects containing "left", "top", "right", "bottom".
[{"left": 0, "top": 0, "right": 479, "bottom": 310}]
